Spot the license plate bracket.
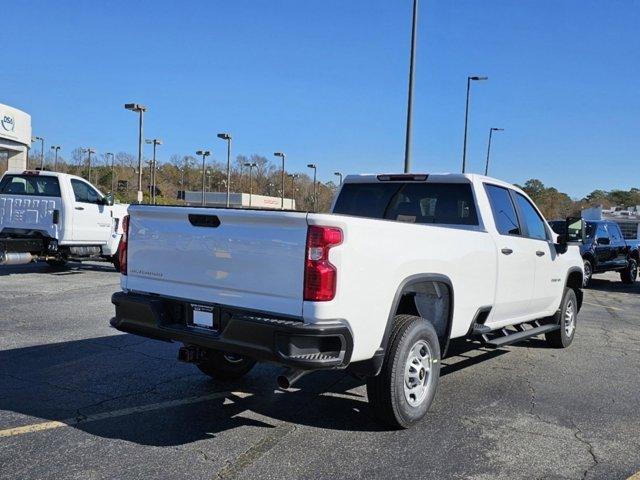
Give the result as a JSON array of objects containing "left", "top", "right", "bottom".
[{"left": 190, "top": 304, "right": 219, "bottom": 331}]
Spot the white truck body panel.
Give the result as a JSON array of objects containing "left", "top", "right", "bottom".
[
  {"left": 0, "top": 170, "right": 128, "bottom": 257},
  {"left": 120, "top": 173, "right": 583, "bottom": 363},
  {"left": 124, "top": 207, "right": 309, "bottom": 316}
]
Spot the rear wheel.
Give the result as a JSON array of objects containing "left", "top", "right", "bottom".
[
  {"left": 545, "top": 287, "right": 577, "bottom": 348},
  {"left": 196, "top": 349, "right": 256, "bottom": 381},
  {"left": 582, "top": 259, "right": 592, "bottom": 287},
  {"left": 620, "top": 259, "right": 637, "bottom": 285},
  {"left": 366, "top": 315, "right": 441, "bottom": 429}
]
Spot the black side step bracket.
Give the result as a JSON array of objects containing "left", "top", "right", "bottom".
[{"left": 480, "top": 322, "right": 560, "bottom": 348}]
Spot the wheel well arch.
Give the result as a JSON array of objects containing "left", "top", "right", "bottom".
[
  {"left": 630, "top": 249, "right": 639, "bottom": 261},
  {"left": 382, "top": 274, "right": 454, "bottom": 357},
  {"left": 566, "top": 267, "right": 583, "bottom": 311}
]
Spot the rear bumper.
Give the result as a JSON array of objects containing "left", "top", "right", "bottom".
[{"left": 110, "top": 291, "right": 353, "bottom": 370}]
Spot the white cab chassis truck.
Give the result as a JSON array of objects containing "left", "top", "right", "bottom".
[
  {"left": 111, "top": 173, "right": 583, "bottom": 428},
  {"left": 0, "top": 170, "right": 127, "bottom": 269}
]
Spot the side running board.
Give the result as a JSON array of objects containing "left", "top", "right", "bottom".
[{"left": 477, "top": 321, "right": 560, "bottom": 348}]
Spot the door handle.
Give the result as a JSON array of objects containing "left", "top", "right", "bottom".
[
  {"left": 75, "top": 206, "right": 84, "bottom": 210},
  {"left": 501, "top": 248, "right": 513, "bottom": 255},
  {"left": 536, "top": 250, "right": 545, "bottom": 257}
]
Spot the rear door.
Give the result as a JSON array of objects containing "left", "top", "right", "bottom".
[
  {"left": 125, "top": 206, "right": 309, "bottom": 316},
  {"left": 607, "top": 222, "right": 628, "bottom": 269},
  {"left": 484, "top": 184, "right": 536, "bottom": 323},
  {"left": 69, "top": 178, "right": 111, "bottom": 244}
]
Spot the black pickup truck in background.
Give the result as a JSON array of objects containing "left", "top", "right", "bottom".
[{"left": 550, "top": 219, "right": 639, "bottom": 287}]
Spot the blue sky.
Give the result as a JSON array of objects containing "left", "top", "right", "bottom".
[{"left": 4, "top": 0, "right": 639, "bottom": 197}]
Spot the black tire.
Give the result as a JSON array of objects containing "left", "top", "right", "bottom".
[
  {"left": 112, "top": 254, "right": 121, "bottom": 272},
  {"left": 620, "top": 258, "right": 637, "bottom": 285},
  {"left": 366, "top": 315, "right": 441, "bottom": 429},
  {"left": 582, "top": 259, "right": 592, "bottom": 288},
  {"left": 545, "top": 287, "right": 578, "bottom": 348},
  {"left": 196, "top": 349, "right": 256, "bottom": 381},
  {"left": 46, "top": 258, "right": 68, "bottom": 269}
]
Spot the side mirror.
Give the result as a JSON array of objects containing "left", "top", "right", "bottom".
[
  {"left": 102, "top": 194, "right": 114, "bottom": 206},
  {"left": 565, "top": 217, "right": 585, "bottom": 243}
]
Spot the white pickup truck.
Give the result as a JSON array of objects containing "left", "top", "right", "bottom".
[
  {"left": 111, "top": 173, "right": 583, "bottom": 428},
  {"left": 0, "top": 170, "right": 127, "bottom": 269}
]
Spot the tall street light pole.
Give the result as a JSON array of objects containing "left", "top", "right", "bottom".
[
  {"left": 105, "top": 152, "right": 115, "bottom": 193},
  {"left": 289, "top": 174, "right": 298, "bottom": 201},
  {"left": 274, "top": 152, "right": 286, "bottom": 209},
  {"left": 484, "top": 127, "right": 504, "bottom": 176},
  {"left": 32, "top": 136, "right": 45, "bottom": 169},
  {"left": 50, "top": 145, "right": 61, "bottom": 171},
  {"left": 244, "top": 162, "right": 257, "bottom": 207},
  {"left": 461, "top": 75, "right": 488, "bottom": 173},
  {"left": 124, "top": 103, "right": 147, "bottom": 203},
  {"left": 334, "top": 171, "right": 343, "bottom": 185},
  {"left": 307, "top": 164, "right": 317, "bottom": 212},
  {"left": 217, "top": 133, "right": 232, "bottom": 207},
  {"left": 145, "top": 138, "right": 162, "bottom": 204},
  {"left": 196, "top": 150, "right": 211, "bottom": 206},
  {"left": 404, "top": 0, "right": 419, "bottom": 173},
  {"left": 82, "top": 148, "right": 96, "bottom": 183}
]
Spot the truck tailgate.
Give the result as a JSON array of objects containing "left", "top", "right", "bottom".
[{"left": 125, "top": 206, "right": 309, "bottom": 317}]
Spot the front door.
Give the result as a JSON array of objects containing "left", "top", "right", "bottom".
[
  {"left": 484, "top": 184, "right": 536, "bottom": 323},
  {"left": 69, "top": 179, "right": 111, "bottom": 244}
]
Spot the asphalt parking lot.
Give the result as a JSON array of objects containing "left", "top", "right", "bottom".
[{"left": 1, "top": 262, "right": 639, "bottom": 480}]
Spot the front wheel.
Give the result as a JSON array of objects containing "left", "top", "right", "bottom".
[
  {"left": 195, "top": 349, "right": 256, "bottom": 381},
  {"left": 366, "top": 315, "right": 441, "bottom": 429},
  {"left": 620, "top": 259, "right": 637, "bottom": 285},
  {"left": 545, "top": 287, "right": 577, "bottom": 348}
]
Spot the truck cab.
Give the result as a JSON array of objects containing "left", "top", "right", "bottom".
[{"left": 0, "top": 170, "right": 128, "bottom": 268}]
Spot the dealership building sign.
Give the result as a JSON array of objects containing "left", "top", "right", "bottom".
[{"left": 0, "top": 103, "right": 31, "bottom": 170}]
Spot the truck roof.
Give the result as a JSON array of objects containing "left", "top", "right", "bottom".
[
  {"left": 342, "top": 173, "right": 524, "bottom": 194},
  {"left": 3, "top": 170, "right": 83, "bottom": 181}
]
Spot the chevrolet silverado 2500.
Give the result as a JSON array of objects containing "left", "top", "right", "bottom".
[
  {"left": 111, "top": 173, "right": 583, "bottom": 428},
  {"left": 0, "top": 170, "right": 127, "bottom": 269}
]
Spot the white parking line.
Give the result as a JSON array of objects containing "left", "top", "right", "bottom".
[{"left": 0, "top": 391, "right": 251, "bottom": 439}]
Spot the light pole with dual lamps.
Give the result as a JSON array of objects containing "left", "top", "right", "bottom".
[
  {"left": 244, "top": 162, "right": 257, "bottom": 207},
  {"left": 31, "top": 136, "right": 45, "bottom": 169},
  {"left": 82, "top": 148, "right": 96, "bottom": 183},
  {"left": 461, "top": 76, "right": 488, "bottom": 173},
  {"left": 50, "top": 145, "right": 61, "bottom": 171},
  {"left": 217, "top": 133, "right": 232, "bottom": 207},
  {"left": 124, "top": 103, "right": 147, "bottom": 203},
  {"left": 145, "top": 138, "right": 162, "bottom": 204},
  {"left": 274, "top": 152, "right": 286, "bottom": 209},
  {"left": 334, "top": 171, "right": 343, "bottom": 185},
  {"left": 196, "top": 150, "right": 211, "bottom": 206},
  {"left": 484, "top": 128, "right": 504, "bottom": 176},
  {"left": 307, "top": 164, "right": 317, "bottom": 212}
]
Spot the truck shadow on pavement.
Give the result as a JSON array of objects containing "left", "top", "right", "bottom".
[
  {"left": 0, "top": 335, "right": 509, "bottom": 444},
  {"left": 586, "top": 277, "right": 639, "bottom": 294},
  {"left": 0, "top": 261, "right": 116, "bottom": 276}
]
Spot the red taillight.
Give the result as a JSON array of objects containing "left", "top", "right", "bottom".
[
  {"left": 304, "top": 226, "right": 343, "bottom": 301},
  {"left": 118, "top": 215, "right": 129, "bottom": 275}
]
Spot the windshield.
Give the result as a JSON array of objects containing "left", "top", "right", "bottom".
[
  {"left": 0, "top": 174, "right": 61, "bottom": 197},
  {"left": 333, "top": 182, "right": 479, "bottom": 226}
]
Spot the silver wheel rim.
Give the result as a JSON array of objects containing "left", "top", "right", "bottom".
[
  {"left": 223, "top": 354, "right": 244, "bottom": 364},
  {"left": 564, "top": 298, "right": 576, "bottom": 337},
  {"left": 403, "top": 340, "right": 433, "bottom": 407}
]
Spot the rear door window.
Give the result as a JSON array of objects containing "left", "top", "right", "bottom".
[
  {"left": 332, "top": 182, "right": 479, "bottom": 226},
  {"left": 484, "top": 184, "right": 521, "bottom": 235},
  {"left": 0, "top": 174, "right": 61, "bottom": 197}
]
